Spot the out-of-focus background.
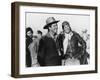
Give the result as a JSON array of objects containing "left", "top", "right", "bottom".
[{"left": 26, "top": 13, "right": 90, "bottom": 36}]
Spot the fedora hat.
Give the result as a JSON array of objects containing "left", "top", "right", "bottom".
[{"left": 43, "top": 17, "right": 59, "bottom": 29}]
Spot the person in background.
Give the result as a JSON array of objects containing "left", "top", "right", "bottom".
[
  {"left": 26, "top": 27, "right": 39, "bottom": 67},
  {"left": 37, "top": 17, "right": 61, "bottom": 66},
  {"left": 81, "top": 29, "right": 90, "bottom": 63},
  {"left": 37, "top": 30, "right": 42, "bottom": 39},
  {"left": 56, "top": 21, "right": 89, "bottom": 65},
  {"left": 26, "top": 27, "right": 33, "bottom": 67},
  {"left": 34, "top": 30, "right": 43, "bottom": 54}
]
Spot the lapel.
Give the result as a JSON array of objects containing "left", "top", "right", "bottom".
[
  {"left": 60, "top": 31, "right": 65, "bottom": 42},
  {"left": 46, "top": 32, "right": 58, "bottom": 49},
  {"left": 45, "top": 32, "right": 56, "bottom": 42},
  {"left": 46, "top": 32, "right": 53, "bottom": 39},
  {"left": 70, "top": 31, "right": 75, "bottom": 42}
]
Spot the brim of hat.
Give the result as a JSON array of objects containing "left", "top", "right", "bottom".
[{"left": 43, "top": 20, "right": 60, "bottom": 29}]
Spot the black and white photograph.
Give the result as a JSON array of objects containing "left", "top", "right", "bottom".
[
  {"left": 11, "top": 2, "right": 97, "bottom": 78},
  {"left": 25, "top": 13, "right": 90, "bottom": 67}
]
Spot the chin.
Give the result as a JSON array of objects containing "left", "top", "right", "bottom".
[{"left": 66, "top": 30, "right": 71, "bottom": 34}]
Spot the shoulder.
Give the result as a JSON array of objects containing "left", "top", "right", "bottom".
[
  {"left": 72, "top": 31, "right": 80, "bottom": 37},
  {"left": 39, "top": 35, "right": 50, "bottom": 46},
  {"left": 73, "top": 31, "right": 86, "bottom": 42},
  {"left": 41, "top": 35, "right": 48, "bottom": 41},
  {"left": 39, "top": 35, "right": 47, "bottom": 43},
  {"left": 73, "top": 31, "right": 78, "bottom": 35}
]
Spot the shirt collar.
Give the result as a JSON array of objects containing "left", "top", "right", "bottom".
[
  {"left": 49, "top": 32, "right": 55, "bottom": 39},
  {"left": 46, "top": 32, "right": 54, "bottom": 39}
]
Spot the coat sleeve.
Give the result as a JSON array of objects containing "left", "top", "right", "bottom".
[
  {"left": 75, "top": 32, "right": 86, "bottom": 50},
  {"left": 75, "top": 32, "right": 89, "bottom": 64},
  {"left": 37, "top": 37, "right": 46, "bottom": 66}
]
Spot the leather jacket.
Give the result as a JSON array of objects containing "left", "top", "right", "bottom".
[{"left": 56, "top": 31, "right": 88, "bottom": 64}]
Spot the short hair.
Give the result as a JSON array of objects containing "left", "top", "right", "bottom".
[
  {"left": 62, "top": 21, "right": 70, "bottom": 30},
  {"left": 47, "top": 25, "right": 51, "bottom": 32},
  {"left": 26, "top": 27, "right": 33, "bottom": 34},
  {"left": 37, "top": 30, "right": 42, "bottom": 35}
]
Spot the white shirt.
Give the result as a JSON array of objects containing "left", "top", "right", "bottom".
[{"left": 63, "top": 32, "right": 73, "bottom": 55}]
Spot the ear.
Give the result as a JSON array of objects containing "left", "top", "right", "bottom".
[{"left": 49, "top": 26, "right": 51, "bottom": 30}]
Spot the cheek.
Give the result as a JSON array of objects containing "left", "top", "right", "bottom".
[
  {"left": 52, "top": 27, "right": 56, "bottom": 31},
  {"left": 64, "top": 28, "right": 67, "bottom": 31},
  {"left": 28, "top": 33, "right": 32, "bottom": 37},
  {"left": 29, "top": 34, "right": 32, "bottom": 37},
  {"left": 65, "top": 27, "right": 70, "bottom": 31},
  {"left": 54, "top": 28, "right": 58, "bottom": 32},
  {"left": 27, "top": 33, "right": 30, "bottom": 36}
]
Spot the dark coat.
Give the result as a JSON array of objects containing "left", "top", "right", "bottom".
[
  {"left": 37, "top": 33, "right": 61, "bottom": 66},
  {"left": 26, "top": 37, "right": 33, "bottom": 67},
  {"left": 56, "top": 31, "right": 89, "bottom": 64}
]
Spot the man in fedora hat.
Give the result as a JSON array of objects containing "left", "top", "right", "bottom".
[{"left": 37, "top": 17, "right": 61, "bottom": 66}]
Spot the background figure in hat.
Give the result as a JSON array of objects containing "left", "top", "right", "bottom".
[
  {"left": 56, "top": 21, "right": 89, "bottom": 65},
  {"left": 37, "top": 17, "right": 61, "bottom": 66}
]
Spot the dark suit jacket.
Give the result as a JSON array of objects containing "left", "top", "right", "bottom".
[
  {"left": 56, "top": 31, "right": 88, "bottom": 64},
  {"left": 37, "top": 33, "right": 61, "bottom": 66}
]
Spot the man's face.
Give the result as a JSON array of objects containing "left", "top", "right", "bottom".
[
  {"left": 64, "top": 24, "right": 71, "bottom": 34},
  {"left": 27, "top": 31, "right": 33, "bottom": 38},
  {"left": 49, "top": 23, "right": 58, "bottom": 34}
]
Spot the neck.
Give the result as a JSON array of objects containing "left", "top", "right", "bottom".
[
  {"left": 49, "top": 31, "right": 54, "bottom": 36},
  {"left": 49, "top": 31, "right": 55, "bottom": 39}
]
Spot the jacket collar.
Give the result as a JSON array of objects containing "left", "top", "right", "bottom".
[
  {"left": 46, "top": 32, "right": 54, "bottom": 39},
  {"left": 46, "top": 32, "right": 54, "bottom": 38},
  {"left": 60, "top": 31, "right": 74, "bottom": 41}
]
